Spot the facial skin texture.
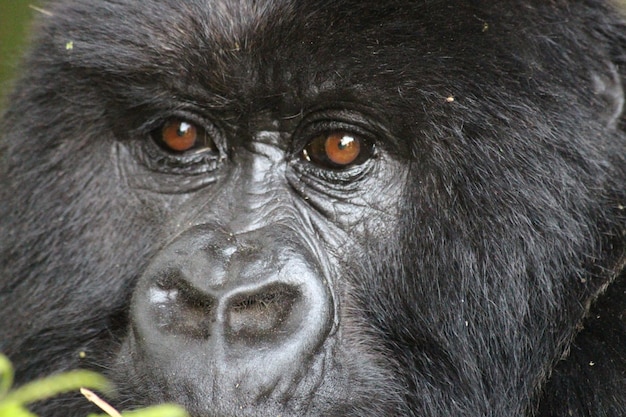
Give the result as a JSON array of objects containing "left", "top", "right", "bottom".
[{"left": 0, "top": 0, "right": 625, "bottom": 416}]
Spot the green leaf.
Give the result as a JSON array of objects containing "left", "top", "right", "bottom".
[
  {"left": 0, "top": 402, "right": 38, "bottom": 417},
  {"left": 86, "top": 404, "right": 189, "bottom": 417},
  {"left": 121, "top": 404, "right": 189, "bottom": 417},
  {"left": 0, "top": 354, "right": 14, "bottom": 399},
  {"left": 3, "top": 370, "right": 111, "bottom": 406}
]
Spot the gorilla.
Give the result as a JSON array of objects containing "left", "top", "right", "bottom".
[{"left": 1, "top": 0, "right": 625, "bottom": 416}]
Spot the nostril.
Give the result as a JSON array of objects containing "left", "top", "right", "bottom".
[
  {"left": 226, "top": 284, "right": 300, "bottom": 341},
  {"left": 149, "top": 271, "right": 216, "bottom": 339}
]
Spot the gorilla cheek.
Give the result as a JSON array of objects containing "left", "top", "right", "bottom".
[{"left": 126, "top": 224, "right": 335, "bottom": 405}]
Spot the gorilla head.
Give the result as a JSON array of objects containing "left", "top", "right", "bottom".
[{"left": 1, "top": 1, "right": 625, "bottom": 416}]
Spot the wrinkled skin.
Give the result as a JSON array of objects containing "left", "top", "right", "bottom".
[{"left": 0, "top": 1, "right": 625, "bottom": 416}]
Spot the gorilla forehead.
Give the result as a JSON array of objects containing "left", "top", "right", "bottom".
[
  {"left": 48, "top": 1, "right": 336, "bottom": 72},
  {"left": 41, "top": 1, "right": 362, "bottom": 110},
  {"left": 40, "top": 0, "right": 527, "bottom": 132},
  {"left": 43, "top": 0, "right": 430, "bottom": 92}
]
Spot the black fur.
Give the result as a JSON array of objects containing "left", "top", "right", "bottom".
[{"left": 1, "top": 1, "right": 625, "bottom": 416}]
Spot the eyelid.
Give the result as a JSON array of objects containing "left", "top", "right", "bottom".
[
  {"left": 132, "top": 112, "right": 227, "bottom": 178},
  {"left": 291, "top": 109, "right": 380, "bottom": 152}
]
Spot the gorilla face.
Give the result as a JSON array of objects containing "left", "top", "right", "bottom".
[{"left": 1, "top": 1, "right": 625, "bottom": 417}]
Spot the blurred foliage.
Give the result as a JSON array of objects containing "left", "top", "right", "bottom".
[
  {"left": 0, "top": 1, "right": 36, "bottom": 100},
  {"left": 0, "top": 353, "right": 189, "bottom": 417},
  {"left": 0, "top": 353, "right": 110, "bottom": 417}
]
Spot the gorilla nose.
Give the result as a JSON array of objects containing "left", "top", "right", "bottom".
[
  {"left": 147, "top": 275, "right": 305, "bottom": 343},
  {"left": 131, "top": 226, "right": 334, "bottom": 394},
  {"left": 225, "top": 283, "right": 301, "bottom": 340}
]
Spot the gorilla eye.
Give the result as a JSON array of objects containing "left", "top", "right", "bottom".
[
  {"left": 153, "top": 119, "right": 215, "bottom": 154},
  {"left": 301, "top": 132, "right": 370, "bottom": 168}
]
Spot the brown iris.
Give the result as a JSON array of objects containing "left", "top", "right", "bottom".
[
  {"left": 303, "top": 132, "right": 364, "bottom": 168},
  {"left": 159, "top": 119, "right": 199, "bottom": 152}
]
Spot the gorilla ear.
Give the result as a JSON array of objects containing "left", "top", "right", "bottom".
[{"left": 592, "top": 62, "right": 625, "bottom": 129}]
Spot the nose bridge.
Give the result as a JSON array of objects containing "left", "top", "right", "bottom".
[
  {"left": 186, "top": 225, "right": 302, "bottom": 293},
  {"left": 210, "top": 141, "right": 290, "bottom": 235}
]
